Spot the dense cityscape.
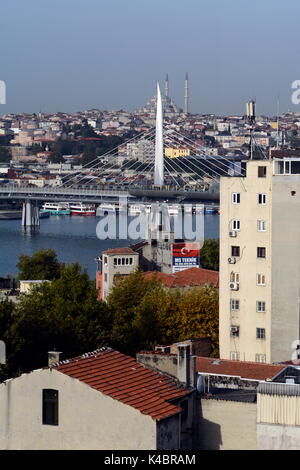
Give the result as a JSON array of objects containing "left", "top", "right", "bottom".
[{"left": 1, "top": 0, "right": 300, "bottom": 456}]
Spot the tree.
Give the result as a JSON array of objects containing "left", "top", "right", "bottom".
[
  {"left": 107, "top": 271, "right": 219, "bottom": 356},
  {"left": 200, "top": 239, "right": 219, "bottom": 271},
  {"left": 5, "top": 263, "right": 111, "bottom": 376},
  {"left": 17, "top": 249, "right": 63, "bottom": 280},
  {"left": 0, "top": 298, "right": 17, "bottom": 381},
  {"left": 107, "top": 271, "right": 162, "bottom": 355}
]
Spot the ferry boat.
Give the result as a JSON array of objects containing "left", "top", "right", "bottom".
[
  {"left": 167, "top": 204, "right": 181, "bottom": 216},
  {"left": 98, "top": 203, "right": 119, "bottom": 214},
  {"left": 70, "top": 203, "right": 96, "bottom": 216},
  {"left": 128, "top": 204, "right": 151, "bottom": 215},
  {"left": 40, "top": 202, "right": 71, "bottom": 215}
]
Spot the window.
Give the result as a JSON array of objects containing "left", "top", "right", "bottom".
[
  {"left": 232, "top": 220, "right": 240, "bottom": 231},
  {"left": 258, "top": 166, "right": 267, "bottom": 177},
  {"left": 114, "top": 258, "right": 117, "bottom": 266},
  {"left": 256, "top": 301, "right": 266, "bottom": 313},
  {"left": 230, "top": 351, "right": 240, "bottom": 361},
  {"left": 257, "top": 247, "right": 266, "bottom": 258},
  {"left": 104, "top": 273, "right": 107, "bottom": 282},
  {"left": 255, "top": 354, "right": 266, "bottom": 363},
  {"left": 230, "top": 272, "right": 240, "bottom": 283},
  {"left": 231, "top": 246, "right": 240, "bottom": 257},
  {"left": 231, "top": 299, "right": 240, "bottom": 311},
  {"left": 257, "top": 220, "right": 266, "bottom": 232},
  {"left": 230, "top": 325, "right": 240, "bottom": 337},
  {"left": 232, "top": 193, "right": 240, "bottom": 204},
  {"left": 42, "top": 389, "right": 58, "bottom": 426},
  {"left": 104, "top": 256, "right": 108, "bottom": 265},
  {"left": 258, "top": 193, "right": 267, "bottom": 205},
  {"left": 129, "top": 258, "right": 133, "bottom": 265},
  {"left": 257, "top": 274, "right": 266, "bottom": 286},
  {"left": 256, "top": 328, "right": 266, "bottom": 340}
]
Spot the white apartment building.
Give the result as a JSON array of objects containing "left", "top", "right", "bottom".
[{"left": 220, "top": 158, "right": 300, "bottom": 363}]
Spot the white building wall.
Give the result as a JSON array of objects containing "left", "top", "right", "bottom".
[{"left": 0, "top": 368, "right": 157, "bottom": 450}]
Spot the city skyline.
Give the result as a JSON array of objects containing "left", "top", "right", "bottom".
[{"left": 1, "top": 0, "right": 300, "bottom": 116}]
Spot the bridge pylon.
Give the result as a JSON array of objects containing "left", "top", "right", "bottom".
[{"left": 22, "top": 200, "right": 40, "bottom": 228}]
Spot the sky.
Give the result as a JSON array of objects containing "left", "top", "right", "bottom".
[{"left": 1, "top": 0, "right": 300, "bottom": 116}]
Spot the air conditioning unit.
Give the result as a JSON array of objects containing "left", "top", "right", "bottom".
[
  {"left": 228, "top": 257, "right": 236, "bottom": 264},
  {"left": 229, "top": 231, "right": 237, "bottom": 237},
  {"left": 229, "top": 282, "right": 239, "bottom": 290}
]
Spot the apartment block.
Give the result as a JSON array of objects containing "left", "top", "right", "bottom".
[{"left": 219, "top": 158, "right": 300, "bottom": 363}]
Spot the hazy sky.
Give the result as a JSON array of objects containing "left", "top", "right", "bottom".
[{"left": 1, "top": 0, "right": 300, "bottom": 116}]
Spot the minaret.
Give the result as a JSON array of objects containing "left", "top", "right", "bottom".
[
  {"left": 165, "top": 74, "right": 169, "bottom": 98},
  {"left": 154, "top": 83, "right": 164, "bottom": 186},
  {"left": 184, "top": 72, "right": 189, "bottom": 114}
]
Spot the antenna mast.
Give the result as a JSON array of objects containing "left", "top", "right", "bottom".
[{"left": 246, "top": 100, "right": 256, "bottom": 160}]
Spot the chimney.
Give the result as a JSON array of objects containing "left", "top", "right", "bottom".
[
  {"left": 48, "top": 351, "right": 62, "bottom": 367},
  {"left": 177, "top": 344, "right": 190, "bottom": 386}
]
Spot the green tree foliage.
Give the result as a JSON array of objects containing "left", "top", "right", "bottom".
[
  {"left": 107, "top": 271, "right": 219, "bottom": 356},
  {"left": 46, "top": 133, "right": 124, "bottom": 166},
  {"left": 4, "top": 263, "right": 111, "bottom": 376},
  {"left": 200, "top": 238, "right": 219, "bottom": 271},
  {"left": 17, "top": 249, "right": 63, "bottom": 280},
  {"left": 0, "top": 251, "right": 219, "bottom": 380},
  {"left": 0, "top": 298, "right": 18, "bottom": 381}
]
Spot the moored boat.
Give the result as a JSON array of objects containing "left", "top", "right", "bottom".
[
  {"left": 41, "top": 202, "right": 71, "bottom": 215},
  {"left": 70, "top": 203, "right": 96, "bottom": 216},
  {"left": 98, "top": 203, "right": 119, "bottom": 214}
]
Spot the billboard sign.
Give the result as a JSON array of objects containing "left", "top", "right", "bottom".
[{"left": 172, "top": 242, "right": 200, "bottom": 273}]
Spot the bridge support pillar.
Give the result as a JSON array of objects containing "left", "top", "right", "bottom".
[{"left": 22, "top": 200, "right": 40, "bottom": 227}]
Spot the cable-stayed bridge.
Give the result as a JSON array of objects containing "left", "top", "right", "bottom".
[{"left": 0, "top": 84, "right": 248, "bottom": 227}]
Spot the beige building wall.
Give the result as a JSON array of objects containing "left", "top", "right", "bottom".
[
  {"left": 198, "top": 399, "right": 257, "bottom": 450},
  {"left": 257, "top": 388, "right": 300, "bottom": 449},
  {"left": 271, "top": 176, "right": 300, "bottom": 362},
  {"left": 220, "top": 160, "right": 300, "bottom": 363},
  {"left": 0, "top": 368, "right": 157, "bottom": 450},
  {"left": 219, "top": 161, "right": 273, "bottom": 362},
  {"left": 102, "top": 252, "right": 139, "bottom": 300}
]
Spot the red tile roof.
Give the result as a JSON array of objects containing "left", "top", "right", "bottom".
[
  {"left": 51, "top": 348, "right": 188, "bottom": 420},
  {"left": 196, "top": 357, "right": 285, "bottom": 381},
  {"left": 143, "top": 267, "right": 219, "bottom": 288},
  {"left": 103, "top": 247, "right": 138, "bottom": 255}
]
